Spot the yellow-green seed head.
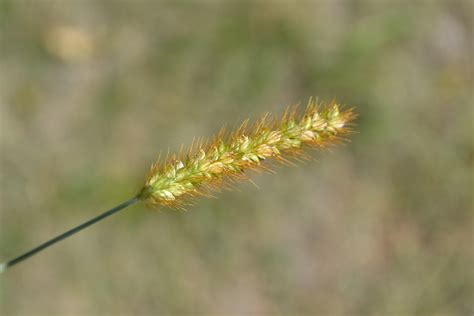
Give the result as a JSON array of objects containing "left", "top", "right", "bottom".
[{"left": 138, "top": 99, "right": 356, "bottom": 209}]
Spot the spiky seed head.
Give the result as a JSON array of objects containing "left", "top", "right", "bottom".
[{"left": 138, "top": 99, "right": 356, "bottom": 209}]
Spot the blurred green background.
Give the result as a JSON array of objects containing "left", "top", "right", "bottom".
[{"left": 1, "top": 0, "right": 472, "bottom": 315}]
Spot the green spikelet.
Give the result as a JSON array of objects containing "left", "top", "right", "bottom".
[{"left": 138, "top": 99, "right": 356, "bottom": 209}]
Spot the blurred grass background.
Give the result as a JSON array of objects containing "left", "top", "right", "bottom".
[{"left": 0, "top": 0, "right": 472, "bottom": 315}]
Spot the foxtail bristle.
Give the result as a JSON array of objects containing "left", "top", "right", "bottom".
[{"left": 138, "top": 99, "right": 356, "bottom": 209}]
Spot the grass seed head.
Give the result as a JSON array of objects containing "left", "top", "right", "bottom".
[{"left": 138, "top": 99, "right": 356, "bottom": 209}]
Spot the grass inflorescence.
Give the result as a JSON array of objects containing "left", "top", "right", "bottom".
[{"left": 138, "top": 98, "right": 356, "bottom": 209}]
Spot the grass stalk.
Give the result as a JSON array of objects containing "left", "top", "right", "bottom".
[{"left": 1, "top": 99, "right": 356, "bottom": 273}]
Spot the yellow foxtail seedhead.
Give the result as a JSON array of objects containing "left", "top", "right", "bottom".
[{"left": 138, "top": 99, "right": 356, "bottom": 209}]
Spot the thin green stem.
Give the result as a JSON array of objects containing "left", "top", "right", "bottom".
[{"left": 0, "top": 196, "right": 140, "bottom": 273}]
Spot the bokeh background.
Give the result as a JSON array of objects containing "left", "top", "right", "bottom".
[{"left": 1, "top": 0, "right": 472, "bottom": 315}]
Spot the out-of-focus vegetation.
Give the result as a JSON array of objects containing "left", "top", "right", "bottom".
[{"left": 1, "top": 1, "right": 472, "bottom": 315}]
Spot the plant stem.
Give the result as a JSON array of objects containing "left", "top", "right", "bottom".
[{"left": 0, "top": 196, "right": 140, "bottom": 273}]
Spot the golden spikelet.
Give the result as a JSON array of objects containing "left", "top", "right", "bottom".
[{"left": 138, "top": 98, "right": 356, "bottom": 209}]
